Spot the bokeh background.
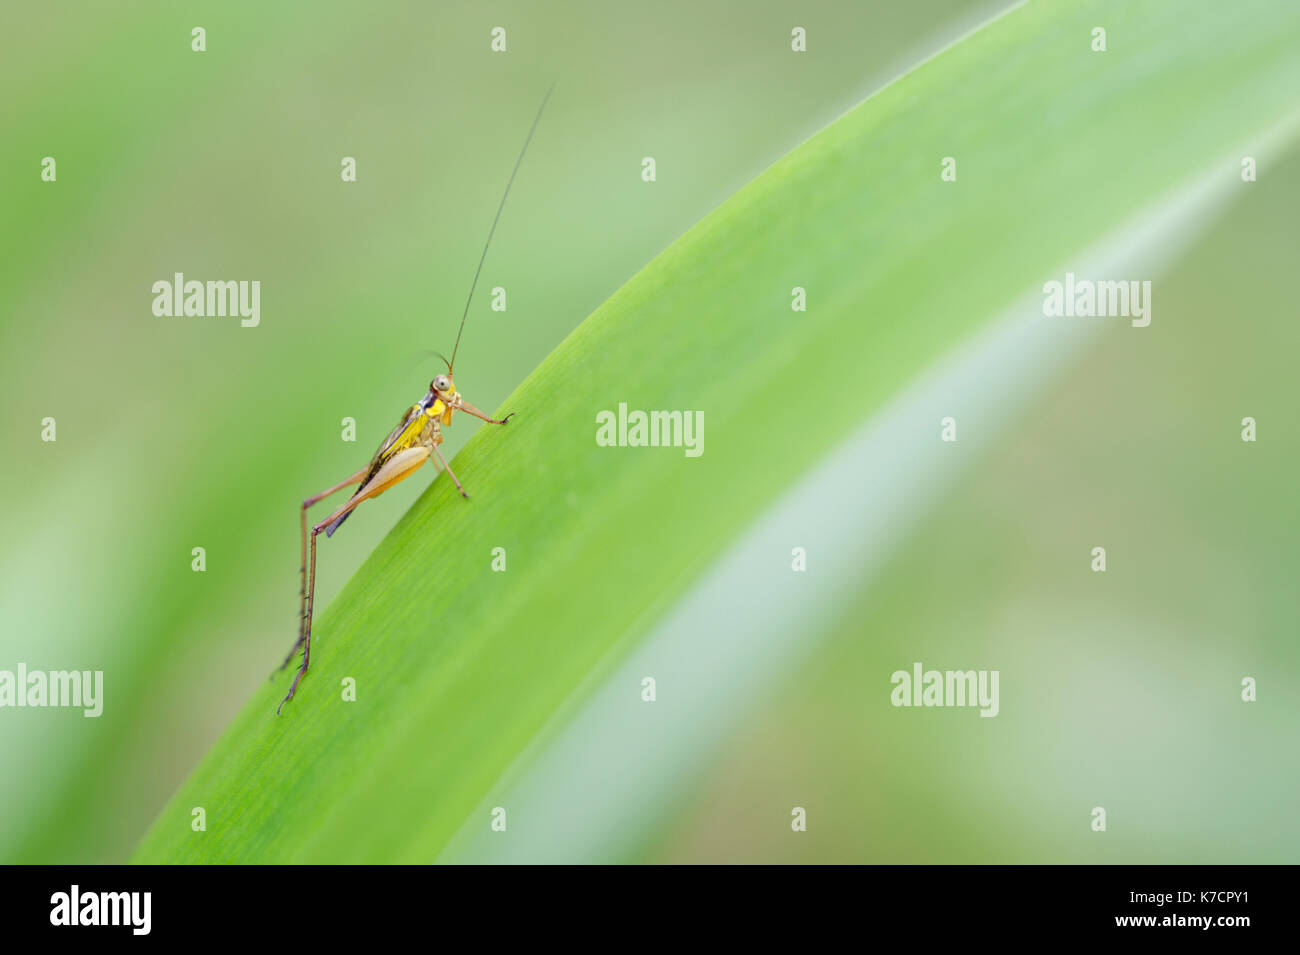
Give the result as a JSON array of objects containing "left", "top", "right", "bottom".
[{"left": 1, "top": 0, "right": 1296, "bottom": 863}]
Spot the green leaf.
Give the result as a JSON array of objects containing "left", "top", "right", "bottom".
[{"left": 132, "top": 0, "right": 1300, "bottom": 862}]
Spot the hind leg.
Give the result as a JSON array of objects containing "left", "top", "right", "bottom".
[
  {"left": 276, "top": 469, "right": 366, "bottom": 675},
  {"left": 278, "top": 448, "right": 431, "bottom": 712}
]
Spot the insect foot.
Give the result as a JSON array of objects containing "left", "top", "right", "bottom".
[{"left": 277, "top": 665, "right": 306, "bottom": 715}]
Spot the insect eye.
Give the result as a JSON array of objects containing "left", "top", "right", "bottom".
[{"left": 432, "top": 376, "right": 450, "bottom": 392}]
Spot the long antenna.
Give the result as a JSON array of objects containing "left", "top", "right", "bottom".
[{"left": 449, "top": 81, "right": 556, "bottom": 372}]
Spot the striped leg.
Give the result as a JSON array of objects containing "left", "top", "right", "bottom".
[{"left": 277, "top": 469, "right": 366, "bottom": 675}]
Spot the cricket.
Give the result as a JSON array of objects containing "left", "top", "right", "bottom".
[{"left": 275, "top": 85, "right": 555, "bottom": 713}]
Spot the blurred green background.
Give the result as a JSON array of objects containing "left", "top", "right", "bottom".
[
  {"left": 643, "top": 158, "right": 1300, "bottom": 862},
  {"left": 2, "top": 0, "right": 1297, "bottom": 863}
]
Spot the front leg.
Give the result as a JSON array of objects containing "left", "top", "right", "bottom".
[{"left": 452, "top": 395, "right": 514, "bottom": 425}]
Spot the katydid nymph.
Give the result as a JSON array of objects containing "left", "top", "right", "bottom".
[{"left": 276, "top": 85, "right": 554, "bottom": 713}]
